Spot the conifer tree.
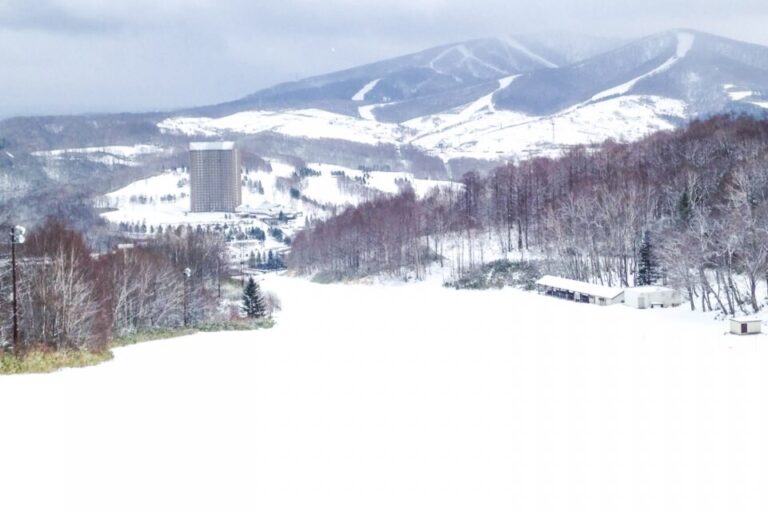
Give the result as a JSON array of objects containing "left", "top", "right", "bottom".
[
  {"left": 242, "top": 277, "right": 266, "bottom": 318},
  {"left": 637, "top": 231, "right": 658, "bottom": 285}
]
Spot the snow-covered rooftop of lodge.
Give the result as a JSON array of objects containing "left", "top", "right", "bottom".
[
  {"left": 536, "top": 275, "right": 624, "bottom": 299},
  {"left": 189, "top": 141, "right": 235, "bottom": 151},
  {"left": 732, "top": 317, "right": 762, "bottom": 323}
]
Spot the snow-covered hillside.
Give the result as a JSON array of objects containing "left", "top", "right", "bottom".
[
  {"left": 159, "top": 93, "right": 689, "bottom": 162},
  {"left": 408, "top": 94, "right": 687, "bottom": 160},
  {"left": 159, "top": 109, "right": 411, "bottom": 146},
  {"left": 32, "top": 144, "right": 167, "bottom": 167},
  {"left": 101, "top": 159, "right": 455, "bottom": 227},
  {"left": 2, "top": 275, "right": 767, "bottom": 511}
]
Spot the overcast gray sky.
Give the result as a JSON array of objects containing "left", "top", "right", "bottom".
[{"left": 2, "top": 0, "right": 768, "bottom": 118}]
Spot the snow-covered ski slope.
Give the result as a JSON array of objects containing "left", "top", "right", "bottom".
[
  {"left": 352, "top": 78, "right": 382, "bottom": 102},
  {"left": 159, "top": 108, "right": 411, "bottom": 146},
  {"left": 159, "top": 93, "right": 690, "bottom": 162},
  {"left": 2, "top": 275, "right": 768, "bottom": 511}
]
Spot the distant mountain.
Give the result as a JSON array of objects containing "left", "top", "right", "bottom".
[
  {"left": 4, "top": 29, "right": 768, "bottom": 223},
  {"left": 495, "top": 30, "right": 768, "bottom": 116},
  {"left": 160, "top": 29, "right": 768, "bottom": 166},
  {"left": 195, "top": 33, "right": 625, "bottom": 121}
]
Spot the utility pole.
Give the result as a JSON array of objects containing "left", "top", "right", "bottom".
[
  {"left": 10, "top": 225, "right": 25, "bottom": 355},
  {"left": 183, "top": 267, "right": 192, "bottom": 327}
]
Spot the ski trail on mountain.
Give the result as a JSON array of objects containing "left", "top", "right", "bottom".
[
  {"left": 352, "top": 79, "right": 381, "bottom": 102},
  {"left": 427, "top": 44, "right": 513, "bottom": 78},
  {"left": 459, "top": 75, "right": 521, "bottom": 117},
  {"left": 407, "top": 75, "right": 521, "bottom": 143},
  {"left": 454, "top": 44, "right": 508, "bottom": 76},
  {"left": 591, "top": 32, "right": 695, "bottom": 102},
  {"left": 501, "top": 36, "right": 559, "bottom": 68}
]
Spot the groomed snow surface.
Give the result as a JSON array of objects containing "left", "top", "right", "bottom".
[{"left": 2, "top": 275, "right": 768, "bottom": 511}]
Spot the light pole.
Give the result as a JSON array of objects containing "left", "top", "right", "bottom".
[
  {"left": 183, "top": 267, "right": 191, "bottom": 327},
  {"left": 10, "top": 225, "right": 25, "bottom": 355}
]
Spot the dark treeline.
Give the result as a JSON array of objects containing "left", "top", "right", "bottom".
[
  {"left": 0, "top": 220, "right": 228, "bottom": 352},
  {"left": 290, "top": 115, "right": 768, "bottom": 314}
]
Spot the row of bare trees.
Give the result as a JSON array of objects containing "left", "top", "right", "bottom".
[
  {"left": 290, "top": 115, "right": 768, "bottom": 314},
  {"left": 290, "top": 189, "right": 430, "bottom": 279},
  {"left": 0, "top": 221, "right": 228, "bottom": 352}
]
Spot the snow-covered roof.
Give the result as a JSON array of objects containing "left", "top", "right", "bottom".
[
  {"left": 625, "top": 286, "right": 678, "bottom": 295},
  {"left": 189, "top": 141, "right": 235, "bottom": 151},
  {"left": 732, "top": 317, "right": 761, "bottom": 323},
  {"left": 536, "top": 275, "right": 624, "bottom": 299}
]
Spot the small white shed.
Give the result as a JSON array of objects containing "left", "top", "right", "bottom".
[
  {"left": 624, "top": 286, "right": 682, "bottom": 309},
  {"left": 730, "top": 317, "right": 762, "bottom": 335}
]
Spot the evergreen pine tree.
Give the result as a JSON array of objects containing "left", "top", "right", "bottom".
[
  {"left": 637, "top": 231, "right": 658, "bottom": 285},
  {"left": 242, "top": 277, "right": 266, "bottom": 318},
  {"left": 247, "top": 251, "right": 257, "bottom": 269}
]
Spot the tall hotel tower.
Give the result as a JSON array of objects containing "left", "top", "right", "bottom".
[{"left": 189, "top": 141, "right": 242, "bottom": 212}]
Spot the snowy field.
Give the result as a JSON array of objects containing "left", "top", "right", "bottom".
[{"left": 2, "top": 275, "right": 768, "bottom": 511}]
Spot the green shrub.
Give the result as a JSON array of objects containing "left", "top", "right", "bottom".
[
  {"left": 311, "top": 270, "right": 348, "bottom": 284},
  {"left": 196, "top": 318, "right": 274, "bottom": 332},
  {"left": 445, "top": 259, "right": 541, "bottom": 290},
  {"left": 112, "top": 328, "right": 198, "bottom": 347}
]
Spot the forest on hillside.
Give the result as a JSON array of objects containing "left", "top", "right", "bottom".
[{"left": 290, "top": 115, "right": 768, "bottom": 314}]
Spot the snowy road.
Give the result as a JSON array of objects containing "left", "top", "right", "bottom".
[{"left": 2, "top": 276, "right": 768, "bottom": 511}]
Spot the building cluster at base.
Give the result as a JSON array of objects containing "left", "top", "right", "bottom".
[{"left": 535, "top": 275, "right": 764, "bottom": 335}]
